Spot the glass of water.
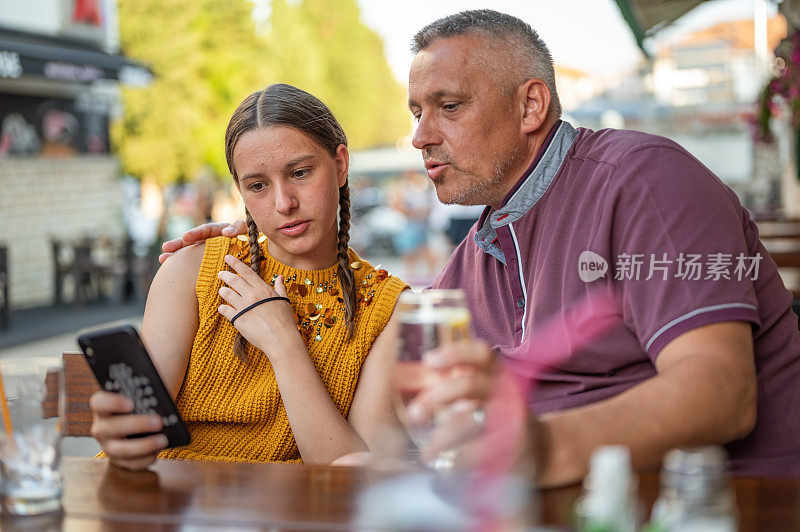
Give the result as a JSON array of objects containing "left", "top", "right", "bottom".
[
  {"left": 0, "top": 356, "right": 63, "bottom": 516},
  {"left": 393, "top": 289, "right": 471, "bottom": 470}
]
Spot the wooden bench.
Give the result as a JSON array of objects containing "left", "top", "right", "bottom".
[
  {"left": 762, "top": 238, "right": 800, "bottom": 300},
  {"left": 44, "top": 352, "right": 100, "bottom": 436},
  {"left": 763, "top": 239, "right": 800, "bottom": 267},
  {"left": 756, "top": 220, "right": 800, "bottom": 240}
]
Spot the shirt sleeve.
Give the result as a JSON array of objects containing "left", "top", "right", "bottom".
[{"left": 608, "top": 142, "right": 761, "bottom": 361}]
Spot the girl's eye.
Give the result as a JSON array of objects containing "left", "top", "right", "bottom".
[
  {"left": 248, "top": 182, "right": 267, "bottom": 192},
  {"left": 293, "top": 168, "right": 310, "bottom": 179}
]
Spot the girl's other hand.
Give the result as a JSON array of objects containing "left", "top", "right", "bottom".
[
  {"left": 217, "top": 255, "right": 305, "bottom": 359},
  {"left": 89, "top": 391, "right": 167, "bottom": 471}
]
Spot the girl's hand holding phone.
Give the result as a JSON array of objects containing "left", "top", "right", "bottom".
[
  {"left": 79, "top": 324, "right": 191, "bottom": 471},
  {"left": 89, "top": 391, "right": 167, "bottom": 471}
]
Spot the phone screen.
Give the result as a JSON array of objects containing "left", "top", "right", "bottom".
[{"left": 77, "top": 324, "right": 190, "bottom": 448}]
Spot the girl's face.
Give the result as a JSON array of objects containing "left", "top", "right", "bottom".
[{"left": 233, "top": 126, "right": 348, "bottom": 270}]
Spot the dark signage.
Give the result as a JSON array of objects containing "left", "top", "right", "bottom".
[
  {"left": 0, "top": 30, "right": 153, "bottom": 86},
  {"left": 0, "top": 47, "right": 117, "bottom": 83},
  {"left": 43, "top": 61, "right": 103, "bottom": 82},
  {"left": 0, "top": 93, "right": 110, "bottom": 156}
]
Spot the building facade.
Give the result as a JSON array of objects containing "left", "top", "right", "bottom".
[{"left": 0, "top": 0, "right": 149, "bottom": 309}]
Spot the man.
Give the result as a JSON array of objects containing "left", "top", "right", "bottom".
[{"left": 162, "top": 10, "right": 800, "bottom": 486}]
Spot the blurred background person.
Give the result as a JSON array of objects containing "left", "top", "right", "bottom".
[{"left": 389, "top": 171, "right": 438, "bottom": 279}]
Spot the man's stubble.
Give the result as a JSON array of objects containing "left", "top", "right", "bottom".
[{"left": 435, "top": 139, "right": 528, "bottom": 207}]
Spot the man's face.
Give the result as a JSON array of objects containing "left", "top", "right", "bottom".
[{"left": 408, "top": 35, "right": 529, "bottom": 208}]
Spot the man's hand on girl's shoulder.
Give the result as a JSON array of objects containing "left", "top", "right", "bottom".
[{"left": 158, "top": 220, "right": 248, "bottom": 263}]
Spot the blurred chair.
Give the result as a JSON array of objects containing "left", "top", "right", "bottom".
[
  {"left": 71, "top": 238, "right": 113, "bottom": 305},
  {"left": 0, "top": 245, "right": 9, "bottom": 328},
  {"left": 51, "top": 238, "right": 72, "bottom": 305},
  {"left": 52, "top": 237, "right": 117, "bottom": 305}
]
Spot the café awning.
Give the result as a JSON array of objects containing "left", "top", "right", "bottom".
[
  {"left": 614, "top": 0, "right": 709, "bottom": 56},
  {"left": 0, "top": 28, "right": 152, "bottom": 87}
]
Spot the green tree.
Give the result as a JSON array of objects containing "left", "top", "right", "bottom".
[
  {"left": 113, "top": 0, "right": 409, "bottom": 185},
  {"left": 113, "top": 0, "right": 268, "bottom": 185},
  {"left": 264, "top": 0, "right": 410, "bottom": 149}
]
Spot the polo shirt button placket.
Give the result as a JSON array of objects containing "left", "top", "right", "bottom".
[{"left": 516, "top": 298, "right": 525, "bottom": 309}]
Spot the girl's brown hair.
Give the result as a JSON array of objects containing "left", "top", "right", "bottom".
[{"left": 224, "top": 84, "right": 356, "bottom": 361}]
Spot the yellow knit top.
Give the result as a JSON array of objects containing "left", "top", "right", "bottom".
[{"left": 158, "top": 236, "right": 408, "bottom": 463}]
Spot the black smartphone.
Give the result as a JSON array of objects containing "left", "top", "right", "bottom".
[{"left": 77, "top": 324, "right": 190, "bottom": 448}]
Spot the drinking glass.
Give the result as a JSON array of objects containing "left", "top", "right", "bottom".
[
  {"left": 0, "top": 356, "right": 63, "bottom": 516},
  {"left": 393, "top": 289, "right": 471, "bottom": 470}
]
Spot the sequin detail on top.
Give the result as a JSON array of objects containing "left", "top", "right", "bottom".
[{"left": 157, "top": 236, "right": 408, "bottom": 464}]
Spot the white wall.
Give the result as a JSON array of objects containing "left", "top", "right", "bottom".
[
  {"left": 670, "top": 131, "right": 753, "bottom": 183},
  {"left": 0, "top": 156, "right": 125, "bottom": 308},
  {"left": 0, "top": 0, "right": 63, "bottom": 35}
]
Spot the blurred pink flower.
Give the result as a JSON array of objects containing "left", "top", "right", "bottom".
[
  {"left": 757, "top": 29, "right": 800, "bottom": 140},
  {"left": 466, "top": 289, "right": 621, "bottom": 530}
]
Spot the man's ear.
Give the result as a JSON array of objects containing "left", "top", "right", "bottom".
[
  {"left": 335, "top": 144, "right": 349, "bottom": 188},
  {"left": 519, "top": 78, "right": 551, "bottom": 134}
]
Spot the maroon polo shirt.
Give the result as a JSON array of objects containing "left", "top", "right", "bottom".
[{"left": 433, "top": 121, "right": 800, "bottom": 476}]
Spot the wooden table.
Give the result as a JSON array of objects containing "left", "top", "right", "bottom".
[{"left": 1, "top": 457, "right": 799, "bottom": 530}]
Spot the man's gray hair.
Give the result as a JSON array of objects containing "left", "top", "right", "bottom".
[{"left": 411, "top": 9, "right": 562, "bottom": 118}]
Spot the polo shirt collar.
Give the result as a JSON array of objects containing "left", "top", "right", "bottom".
[{"left": 474, "top": 120, "right": 578, "bottom": 264}]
